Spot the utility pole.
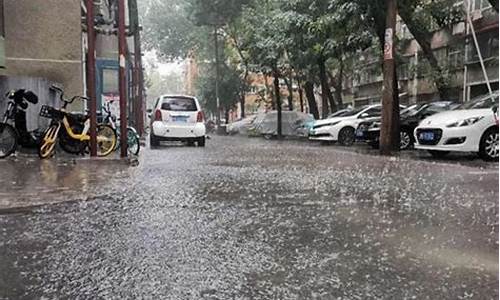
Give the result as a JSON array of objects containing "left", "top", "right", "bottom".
[
  {"left": 118, "top": 0, "right": 128, "bottom": 157},
  {"left": 214, "top": 26, "right": 221, "bottom": 127},
  {"left": 130, "top": 0, "right": 145, "bottom": 137},
  {"left": 86, "top": 0, "right": 97, "bottom": 157},
  {"left": 380, "top": 0, "right": 400, "bottom": 155},
  {"left": 273, "top": 68, "right": 283, "bottom": 139}
]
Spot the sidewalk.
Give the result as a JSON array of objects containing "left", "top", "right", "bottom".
[{"left": 0, "top": 151, "right": 138, "bottom": 213}]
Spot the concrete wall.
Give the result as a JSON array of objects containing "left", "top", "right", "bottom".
[
  {"left": 0, "top": 0, "right": 83, "bottom": 98},
  {"left": 0, "top": 76, "right": 59, "bottom": 131}
]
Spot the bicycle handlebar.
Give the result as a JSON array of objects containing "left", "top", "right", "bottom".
[{"left": 51, "top": 85, "right": 88, "bottom": 108}]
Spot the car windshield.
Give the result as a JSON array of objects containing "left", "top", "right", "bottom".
[
  {"left": 328, "top": 109, "right": 352, "bottom": 118},
  {"left": 161, "top": 97, "right": 197, "bottom": 111},
  {"left": 457, "top": 93, "right": 499, "bottom": 110},
  {"left": 341, "top": 106, "right": 369, "bottom": 117},
  {"left": 400, "top": 104, "right": 422, "bottom": 117},
  {"left": 419, "top": 103, "right": 452, "bottom": 115}
]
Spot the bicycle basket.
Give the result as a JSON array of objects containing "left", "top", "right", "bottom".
[{"left": 39, "top": 105, "right": 64, "bottom": 119}]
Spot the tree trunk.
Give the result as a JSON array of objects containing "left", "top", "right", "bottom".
[
  {"left": 380, "top": 0, "right": 400, "bottom": 155},
  {"left": 304, "top": 81, "right": 320, "bottom": 119},
  {"left": 398, "top": 7, "right": 450, "bottom": 100},
  {"left": 224, "top": 109, "right": 230, "bottom": 125},
  {"left": 264, "top": 73, "right": 275, "bottom": 110},
  {"left": 327, "top": 65, "right": 343, "bottom": 110},
  {"left": 240, "top": 71, "right": 248, "bottom": 118},
  {"left": 317, "top": 57, "right": 334, "bottom": 118},
  {"left": 240, "top": 91, "right": 246, "bottom": 119},
  {"left": 297, "top": 78, "right": 305, "bottom": 113},
  {"left": 273, "top": 68, "right": 283, "bottom": 139},
  {"left": 284, "top": 77, "right": 294, "bottom": 111}
]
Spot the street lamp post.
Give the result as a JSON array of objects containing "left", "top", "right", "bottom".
[{"left": 214, "top": 25, "right": 221, "bottom": 126}]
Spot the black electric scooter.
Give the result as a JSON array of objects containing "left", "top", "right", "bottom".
[{"left": 0, "top": 89, "right": 40, "bottom": 158}]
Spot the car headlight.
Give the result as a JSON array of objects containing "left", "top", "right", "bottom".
[{"left": 446, "top": 116, "right": 484, "bottom": 128}]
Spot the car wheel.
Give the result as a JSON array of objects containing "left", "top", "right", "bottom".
[
  {"left": 368, "top": 141, "right": 380, "bottom": 149},
  {"left": 428, "top": 150, "right": 449, "bottom": 158},
  {"left": 338, "top": 127, "right": 355, "bottom": 146},
  {"left": 479, "top": 127, "right": 499, "bottom": 161},
  {"left": 150, "top": 134, "right": 159, "bottom": 147},
  {"left": 399, "top": 129, "right": 413, "bottom": 150},
  {"left": 198, "top": 136, "right": 206, "bottom": 147}
]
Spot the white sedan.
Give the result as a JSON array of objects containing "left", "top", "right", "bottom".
[
  {"left": 309, "top": 104, "right": 388, "bottom": 146},
  {"left": 414, "top": 92, "right": 499, "bottom": 161}
]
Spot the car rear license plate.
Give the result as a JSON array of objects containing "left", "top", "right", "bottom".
[
  {"left": 172, "top": 116, "right": 188, "bottom": 122},
  {"left": 420, "top": 132, "right": 435, "bottom": 141}
]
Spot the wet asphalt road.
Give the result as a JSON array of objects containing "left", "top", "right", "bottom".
[{"left": 0, "top": 136, "right": 498, "bottom": 299}]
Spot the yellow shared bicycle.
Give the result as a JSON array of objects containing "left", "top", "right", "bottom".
[{"left": 38, "top": 86, "right": 117, "bottom": 159}]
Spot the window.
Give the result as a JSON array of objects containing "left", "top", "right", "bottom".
[
  {"left": 433, "top": 47, "right": 449, "bottom": 68},
  {"left": 448, "top": 48, "right": 463, "bottom": 69},
  {"left": 473, "top": 0, "right": 492, "bottom": 11},
  {"left": 467, "top": 31, "right": 499, "bottom": 62},
  {"left": 364, "top": 106, "right": 382, "bottom": 117},
  {"left": 103, "top": 69, "right": 119, "bottom": 94},
  {"left": 398, "top": 56, "right": 412, "bottom": 80},
  {"left": 161, "top": 97, "right": 197, "bottom": 111}
]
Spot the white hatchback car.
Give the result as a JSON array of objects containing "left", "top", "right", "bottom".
[
  {"left": 150, "top": 95, "right": 206, "bottom": 147},
  {"left": 414, "top": 92, "right": 499, "bottom": 161}
]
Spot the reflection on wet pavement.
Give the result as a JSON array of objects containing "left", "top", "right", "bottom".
[{"left": 0, "top": 136, "right": 498, "bottom": 299}]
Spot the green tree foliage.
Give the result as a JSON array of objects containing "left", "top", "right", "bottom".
[
  {"left": 186, "top": 0, "right": 251, "bottom": 26},
  {"left": 144, "top": 69, "right": 183, "bottom": 107},
  {"left": 281, "top": 0, "right": 372, "bottom": 116},
  {"left": 196, "top": 63, "right": 244, "bottom": 117},
  {"left": 141, "top": 0, "right": 198, "bottom": 60}
]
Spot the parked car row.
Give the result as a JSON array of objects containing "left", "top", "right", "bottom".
[
  {"left": 228, "top": 111, "right": 315, "bottom": 139},
  {"left": 309, "top": 92, "right": 499, "bottom": 161}
]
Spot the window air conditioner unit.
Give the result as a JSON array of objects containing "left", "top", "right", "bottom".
[{"left": 453, "top": 22, "right": 465, "bottom": 35}]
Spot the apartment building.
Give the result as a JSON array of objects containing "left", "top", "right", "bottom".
[
  {"left": 346, "top": 0, "right": 498, "bottom": 107},
  {"left": 0, "top": 0, "right": 145, "bottom": 131}
]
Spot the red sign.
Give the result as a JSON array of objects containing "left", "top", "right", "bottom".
[{"left": 384, "top": 28, "right": 394, "bottom": 60}]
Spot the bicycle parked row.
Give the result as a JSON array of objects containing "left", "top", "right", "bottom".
[{"left": 0, "top": 85, "right": 140, "bottom": 159}]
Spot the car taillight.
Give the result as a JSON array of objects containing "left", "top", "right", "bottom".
[
  {"left": 197, "top": 111, "right": 204, "bottom": 123},
  {"left": 154, "top": 109, "right": 162, "bottom": 121}
]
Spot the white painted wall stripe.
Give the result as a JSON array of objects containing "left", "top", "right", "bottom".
[{"left": 6, "top": 57, "right": 81, "bottom": 64}]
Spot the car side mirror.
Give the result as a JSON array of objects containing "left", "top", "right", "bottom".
[{"left": 359, "top": 113, "right": 369, "bottom": 119}]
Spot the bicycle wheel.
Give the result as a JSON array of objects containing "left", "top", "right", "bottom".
[
  {"left": 59, "top": 123, "right": 86, "bottom": 154},
  {"left": 126, "top": 127, "right": 140, "bottom": 156},
  {"left": 38, "top": 123, "right": 60, "bottom": 159},
  {"left": 0, "top": 123, "right": 18, "bottom": 159},
  {"left": 96, "top": 124, "right": 117, "bottom": 157}
]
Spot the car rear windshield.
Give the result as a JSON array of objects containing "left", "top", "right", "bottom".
[{"left": 161, "top": 97, "right": 197, "bottom": 111}]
